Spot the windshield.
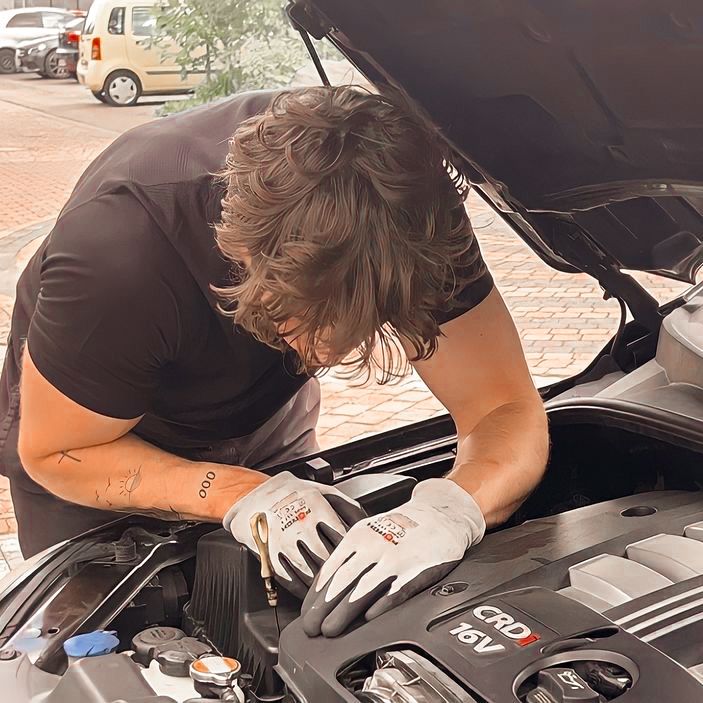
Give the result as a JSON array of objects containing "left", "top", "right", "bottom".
[{"left": 83, "top": 1, "right": 100, "bottom": 35}]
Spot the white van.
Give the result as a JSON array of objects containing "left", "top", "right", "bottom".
[{"left": 77, "top": 0, "right": 202, "bottom": 106}]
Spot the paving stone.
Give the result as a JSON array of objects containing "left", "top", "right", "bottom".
[
  {"left": 315, "top": 413, "right": 349, "bottom": 430},
  {"left": 0, "top": 535, "right": 23, "bottom": 569},
  {"left": 328, "top": 403, "right": 373, "bottom": 417},
  {"left": 371, "top": 399, "right": 415, "bottom": 414}
]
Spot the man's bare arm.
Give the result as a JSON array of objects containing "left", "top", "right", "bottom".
[
  {"left": 408, "top": 288, "right": 549, "bottom": 527},
  {"left": 17, "top": 347, "right": 266, "bottom": 521}
]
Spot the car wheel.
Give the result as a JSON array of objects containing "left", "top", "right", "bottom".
[
  {"left": 0, "top": 48, "right": 16, "bottom": 74},
  {"left": 43, "top": 49, "right": 69, "bottom": 79},
  {"left": 91, "top": 90, "right": 108, "bottom": 103},
  {"left": 102, "top": 70, "right": 142, "bottom": 107}
]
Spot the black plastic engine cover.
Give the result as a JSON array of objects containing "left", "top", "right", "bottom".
[{"left": 277, "top": 490, "right": 703, "bottom": 702}]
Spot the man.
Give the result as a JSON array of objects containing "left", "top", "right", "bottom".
[{"left": 0, "top": 86, "right": 548, "bottom": 637}]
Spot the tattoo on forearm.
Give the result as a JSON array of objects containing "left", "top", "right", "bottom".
[
  {"left": 199, "top": 470, "right": 216, "bottom": 499},
  {"left": 58, "top": 450, "right": 82, "bottom": 464},
  {"left": 95, "top": 477, "right": 115, "bottom": 508},
  {"left": 119, "top": 466, "right": 143, "bottom": 503}
]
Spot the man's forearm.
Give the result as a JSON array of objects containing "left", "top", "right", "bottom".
[
  {"left": 20, "top": 431, "right": 267, "bottom": 522},
  {"left": 448, "top": 394, "right": 549, "bottom": 527}
]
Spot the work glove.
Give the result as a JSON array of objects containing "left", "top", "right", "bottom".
[
  {"left": 224, "top": 471, "right": 366, "bottom": 599},
  {"left": 302, "top": 478, "right": 486, "bottom": 637}
]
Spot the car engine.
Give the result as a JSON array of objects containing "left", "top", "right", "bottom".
[
  {"left": 3, "top": 484, "right": 703, "bottom": 702},
  {"left": 276, "top": 489, "right": 703, "bottom": 702}
]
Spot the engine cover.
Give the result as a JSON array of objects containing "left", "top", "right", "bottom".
[{"left": 277, "top": 490, "right": 703, "bottom": 702}]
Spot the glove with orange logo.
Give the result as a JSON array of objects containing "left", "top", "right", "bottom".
[
  {"left": 301, "top": 478, "right": 486, "bottom": 636},
  {"left": 224, "top": 471, "right": 365, "bottom": 598}
]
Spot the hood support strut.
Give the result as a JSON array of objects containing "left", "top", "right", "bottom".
[{"left": 546, "top": 220, "right": 662, "bottom": 334}]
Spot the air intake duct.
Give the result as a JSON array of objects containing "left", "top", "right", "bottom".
[{"left": 183, "top": 529, "right": 300, "bottom": 698}]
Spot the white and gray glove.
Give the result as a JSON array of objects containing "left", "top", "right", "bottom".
[
  {"left": 302, "top": 478, "right": 486, "bottom": 637},
  {"left": 224, "top": 471, "right": 366, "bottom": 599}
]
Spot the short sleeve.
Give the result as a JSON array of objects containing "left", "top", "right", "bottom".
[
  {"left": 431, "top": 229, "right": 494, "bottom": 326},
  {"left": 27, "top": 195, "right": 181, "bottom": 419}
]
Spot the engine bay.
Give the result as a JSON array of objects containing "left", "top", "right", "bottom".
[
  {"left": 279, "top": 487, "right": 703, "bottom": 702},
  {"left": 2, "top": 422, "right": 703, "bottom": 703}
]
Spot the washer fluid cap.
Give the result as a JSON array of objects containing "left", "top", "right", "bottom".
[
  {"left": 63, "top": 630, "right": 119, "bottom": 658},
  {"left": 190, "top": 655, "right": 241, "bottom": 686}
]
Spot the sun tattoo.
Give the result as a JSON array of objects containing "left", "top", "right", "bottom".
[{"left": 119, "top": 466, "right": 143, "bottom": 502}]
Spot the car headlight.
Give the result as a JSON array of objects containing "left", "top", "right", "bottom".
[{"left": 37, "top": 43, "right": 47, "bottom": 51}]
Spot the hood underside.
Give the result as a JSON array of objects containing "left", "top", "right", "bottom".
[{"left": 294, "top": 0, "right": 703, "bottom": 311}]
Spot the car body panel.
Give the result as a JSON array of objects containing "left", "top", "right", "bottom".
[
  {"left": 295, "top": 0, "right": 703, "bottom": 302},
  {"left": 55, "top": 19, "right": 83, "bottom": 76},
  {"left": 15, "top": 34, "right": 56, "bottom": 73},
  {"left": 55, "top": 47, "right": 78, "bottom": 75}
]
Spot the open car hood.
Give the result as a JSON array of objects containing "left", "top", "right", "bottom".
[{"left": 291, "top": 0, "right": 703, "bottom": 327}]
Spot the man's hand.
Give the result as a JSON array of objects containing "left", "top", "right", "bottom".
[
  {"left": 224, "top": 471, "right": 366, "bottom": 598},
  {"left": 301, "top": 478, "right": 485, "bottom": 637}
]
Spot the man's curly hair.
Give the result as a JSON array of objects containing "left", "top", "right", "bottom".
[{"left": 215, "top": 86, "right": 484, "bottom": 382}]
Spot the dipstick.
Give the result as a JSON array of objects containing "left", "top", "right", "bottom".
[{"left": 250, "top": 512, "right": 278, "bottom": 608}]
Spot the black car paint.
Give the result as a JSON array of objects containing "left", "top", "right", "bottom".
[
  {"left": 291, "top": 0, "right": 703, "bottom": 334},
  {"left": 16, "top": 34, "right": 58, "bottom": 74}
]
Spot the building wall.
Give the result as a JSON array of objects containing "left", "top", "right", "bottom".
[{"left": 7, "top": 0, "right": 94, "bottom": 10}]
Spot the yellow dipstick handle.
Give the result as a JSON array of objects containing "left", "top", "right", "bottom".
[{"left": 250, "top": 512, "right": 278, "bottom": 607}]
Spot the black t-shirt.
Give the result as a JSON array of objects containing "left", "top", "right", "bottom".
[{"left": 0, "top": 89, "right": 494, "bottom": 462}]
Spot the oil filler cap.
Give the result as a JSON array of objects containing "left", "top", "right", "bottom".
[
  {"left": 155, "top": 639, "right": 213, "bottom": 677},
  {"left": 132, "top": 626, "right": 185, "bottom": 666}
]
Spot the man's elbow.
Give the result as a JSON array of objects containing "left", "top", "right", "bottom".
[
  {"left": 522, "top": 391, "right": 550, "bottom": 474},
  {"left": 17, "top": 425, "right": 57, "bottom": 489},
  {"left": 529, "top": 390, "right": 549, "bottom": 446}
]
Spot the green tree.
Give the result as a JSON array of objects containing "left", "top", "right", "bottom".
[{"left": 154, "top": 0, "right": 321, "bottom": 114}]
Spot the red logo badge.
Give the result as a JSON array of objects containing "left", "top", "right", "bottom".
[{"left": 517, "top": 633, "right": 541, "bottom": 647}]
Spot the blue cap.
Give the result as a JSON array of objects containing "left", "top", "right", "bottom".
[{"left": 63, "top": 630, "right": 120, "bottom": 658}]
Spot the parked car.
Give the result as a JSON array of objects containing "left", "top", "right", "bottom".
[
  {"left": 3, "top": 1, "right": 703, "bottom": 702},
  {"left": 77, "top": 0, "right": 202, "bottom": 106},
  {"left": 0, "top": 7, "right": 73, "bottom": 74},
  {"left": 55, "top": 16, "right": 84, "bottom": 78},
  {"left": 15, "top": 17, "right": 83, "bottom": 79}
]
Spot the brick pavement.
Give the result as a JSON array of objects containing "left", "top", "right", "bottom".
[
  {"left": 0, "top": 77, "right": 695, "bottom": 573},
  {"left": 0, "top": 101, "right": 114, "bottom": 234}
]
